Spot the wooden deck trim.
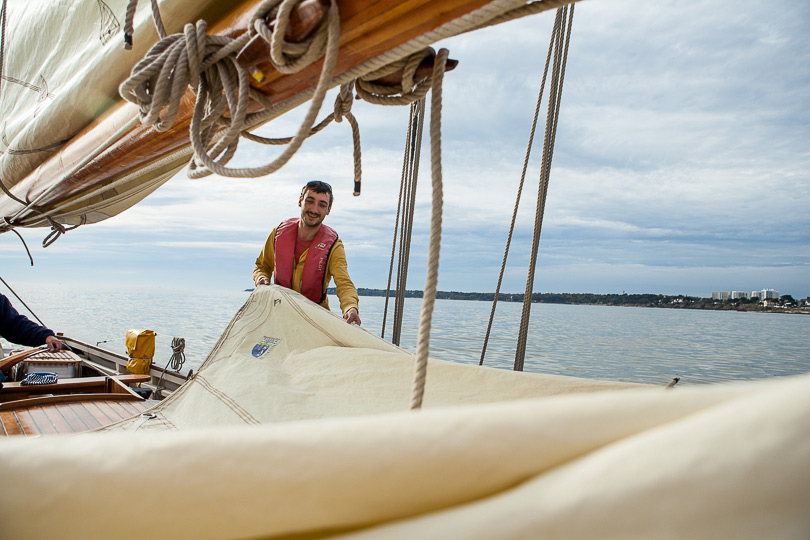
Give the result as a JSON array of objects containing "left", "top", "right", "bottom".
[
  {"left": 0, "top": 397, "right": 158, "bottom": 436},
  {"left": 0, "top": 392, "right": 143, "bottom": 412},
  {"left": 0, "top": 374, "right": 151, "bottom": 403}
]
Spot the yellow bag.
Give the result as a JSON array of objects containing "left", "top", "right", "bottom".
[
  {"left": 126, "top": 357, "right": 152, "bottom": 375},
  {"left": 125, "top": 329, "right": 155, "bottom": 375}
]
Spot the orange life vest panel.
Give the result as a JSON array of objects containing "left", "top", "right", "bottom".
[{"left": 274, "top": 218, "right": 338, "bottom": 304}]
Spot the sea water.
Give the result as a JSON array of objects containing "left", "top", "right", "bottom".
[{"left": 2, "top": 286, "right": 808, "bottom": 386}]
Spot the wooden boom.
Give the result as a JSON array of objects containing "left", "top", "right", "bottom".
[{"left": 0, "top": 0, "right": 484, "bottom": 230}]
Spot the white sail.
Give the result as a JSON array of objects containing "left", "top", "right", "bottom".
[{"left": 0, "top": 286, "right": 807, "bottom": 539}]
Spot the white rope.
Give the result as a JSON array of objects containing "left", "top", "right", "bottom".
[{"left": 410, "top": 48, "right": 448, "bottom": 410}]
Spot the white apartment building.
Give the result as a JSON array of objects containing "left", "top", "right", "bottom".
[
  {"left": 750, "top": 289, "right": 780, "bottom": 299},
  {"left": 731, "top": 291, "right": 750, "bottom": 299}
]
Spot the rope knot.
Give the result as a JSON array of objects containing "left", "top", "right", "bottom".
[{"left": 333, "top": 82, "right": 355, "bottom": 122}]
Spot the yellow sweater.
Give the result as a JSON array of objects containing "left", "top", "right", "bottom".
[{"left": 253, "top": 226, "right": 359, "bottom": 315}]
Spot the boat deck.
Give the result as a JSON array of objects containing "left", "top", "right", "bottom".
[{"left": 0, "top": 395, "right": 159, "bottom": 436}]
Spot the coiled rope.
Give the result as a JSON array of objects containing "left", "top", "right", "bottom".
[
  {"left": 153, "top": 336, "right": 186, "bottom": 399},
  {"left": 120, "top": 0, "right": 361, "bottom": 184}
]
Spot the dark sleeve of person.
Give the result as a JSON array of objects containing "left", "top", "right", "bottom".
[{"left": 0, "top": 294, "right": 55, "bottom": 347}]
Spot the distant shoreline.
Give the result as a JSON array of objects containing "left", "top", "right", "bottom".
[{"left": 340, "top": 288, "right": 809, "bottom": 314}]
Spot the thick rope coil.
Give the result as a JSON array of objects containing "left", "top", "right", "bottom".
[{"left": 119, "top": 0, "right": 347, "bottom": 181}]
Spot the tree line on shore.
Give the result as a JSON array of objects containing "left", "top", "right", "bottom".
[{"left": 339, "top": 288, "right": 808, "bottom": 312}]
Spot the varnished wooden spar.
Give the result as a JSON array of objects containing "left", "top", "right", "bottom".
[{"left": 5, "top": 0, "right": 485, "bottom": 224}]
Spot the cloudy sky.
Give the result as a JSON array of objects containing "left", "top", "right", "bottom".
[{"left": 2, "top": 0, "right": 808, "bottom": 299}]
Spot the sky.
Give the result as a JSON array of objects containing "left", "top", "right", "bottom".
[{"left": 1, "top": 0, "right": 809, "bottom": 299}]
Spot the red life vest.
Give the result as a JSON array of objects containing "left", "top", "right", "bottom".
[{"left": 273, "top": 218, "right": 338, "bottom": 304}]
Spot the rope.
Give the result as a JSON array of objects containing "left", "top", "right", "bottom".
[
  {"left": 119, "top": 0, "right": 353, "bottom": 181},
  {"left": 480, "top": 6, "right": 562, "bottom": 367},
  {"left": 6, "top": 228, "right": 34, "bottom": 266},
  {"left": 381, "top": 107, "right": 411, "bottom": 339},
  {"left": 168, "top": 337, "right": 186, "bottom": 371},
  {"left": 123, "top": 0, "right": 167, "bottom": 50},
  {"left": 514, "top": 5, "right": 575, "bottom": 371},
  {"left": 153, "top": 336, "right": 186, "bottom": 399},
  {"left": 382, "top": 98, "right": 425, "bottom": 344},
  {"left": 42, "top": 215, "right": 85, "bottom": 247},
  {"left": 4, "top": 0, "right": 578, "bottom": 233},
  {"left": 409, "top": 48, "right": 448, "bottom": 410},
  {"left": 0, "top": 0, "right": 6, "bottom": 100},
  {"left": 355, "top": 48, "right": 436, "bottom": 106},
  {"left": 0, "top": 275, "right": 48, "bottom": 327}
]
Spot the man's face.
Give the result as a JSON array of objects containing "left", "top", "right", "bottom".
[{"left": 299, "top": 189, "right": 331, "bottom": 228}]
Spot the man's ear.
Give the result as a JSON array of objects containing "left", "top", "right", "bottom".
[{"left": 298, "top": 195, "right": 303, "bottom": 207}]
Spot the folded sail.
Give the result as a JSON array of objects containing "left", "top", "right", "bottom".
[{"left": 0, "top": 286, "right": 807, "bottom": 539}]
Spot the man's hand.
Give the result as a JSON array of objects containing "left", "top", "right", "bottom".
[
  {"left": 256, "top": 277, "right": 271, "bottom": 286},
  {"left": 45, "top": 335, "right": 62, "bottom": 353},
  {"left": 343, "top": 307, "right": 361, "bottom": 326}
]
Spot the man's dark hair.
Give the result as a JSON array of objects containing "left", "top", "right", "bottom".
[{"left": 301, "top": 180, "right": 333, "bottom": 208}]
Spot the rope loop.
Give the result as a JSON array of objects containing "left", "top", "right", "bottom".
[
  {"left": 250, "top": 0, "right": 331, "bottom": 75},
  {"left": 355, "top": 48, "right": 436, "bottom": 106},
  {"left": 42, "top": 215, "right": 86, "bottom": 248}
]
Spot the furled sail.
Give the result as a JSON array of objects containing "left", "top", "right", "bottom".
[{"left": 0, "top": 285, "right": 807, "bottom": 539}]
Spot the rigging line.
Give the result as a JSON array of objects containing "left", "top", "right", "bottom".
[
  {"left": 479, "top": 8, "right": 560, "bottom": 367},
  {"left": 7, "top": 228, "right": 34, "bottom": 266},
  {"left": 0, "top": 275, "right": 48, "bottom": 327},
  {"left": 393, "top": 99, "right": 425, "bottom": 346},
  {"left": 514, "top": 4, "right": 575, "bottom": 371},
  {"left": 410, "top": 48, "right": 448, "bottom": 410},
  {"left": 0, "top": 0, "right": 6, "bottom": 99},
  {"left": 381, "top": 104, "right": 414, "bottom": 339}
]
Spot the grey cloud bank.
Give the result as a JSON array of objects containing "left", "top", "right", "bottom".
[{"left": 2, "top": 0, "right": 808, "bottom": 300}]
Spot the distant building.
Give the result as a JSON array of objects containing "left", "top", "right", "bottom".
[
  {"left": 761, "top": 289, "right": 780, "bottom": 299},
  {"left": 751, "top": 290, "right": 761, "bottom": 299},
  {"left": 731, "top": 291, "right": 750, "bottom": 299},
  {"left": 711, "top": 291, "right": 731, "bottom": 301}
]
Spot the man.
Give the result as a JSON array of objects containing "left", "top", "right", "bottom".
[
  {"left": 253, "top": 180, "right": 361, "bottom": 325},
  {"left": 0, "top": 293, "right": 62, "bottom": 353}
]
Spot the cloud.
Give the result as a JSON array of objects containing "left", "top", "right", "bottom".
[{"left": 2, "top": 0, "right": 808, "bottom": 299}]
